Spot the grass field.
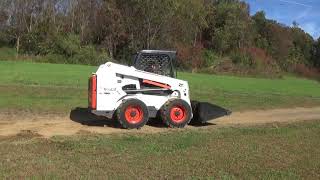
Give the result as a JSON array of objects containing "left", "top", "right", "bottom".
[
  {"left": 0, "top": 120, "right": 319, "bottom": 179},
  {"left": 0, "top": 60, "right": 320, "bottom": 112},
  {"left": 1, "top": 59, "right": 320, "bottom": 178}
]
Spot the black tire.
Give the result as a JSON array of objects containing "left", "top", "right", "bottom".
[
  {"left": 160, "top": 99, "right": 192, "bottom": 128},
  {"left": 116, "top": 99, "right": 149, "bottom": 129}
]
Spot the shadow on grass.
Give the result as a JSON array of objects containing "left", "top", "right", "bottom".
[
  {"left": 69, "top": 107, "right": 121, "bottom": 128},
  {"left": 69, "top": 107, "right": 217, "bottom": 129},
  {"left": 189, "top": 121, "right": 217, "bottom": 127}
]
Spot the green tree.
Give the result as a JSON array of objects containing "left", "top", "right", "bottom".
[
  {"left": 206, "top": 1, "right": 252, "bottom": 54},
  {"left": 313, "top": 38, "right": 320, "bottom": 68},
  {"left": 291, "top": 25, "right": 314, "bottom": 65},
  {"left": 252, "top": 11, "right": 269, "bottom": 50}
]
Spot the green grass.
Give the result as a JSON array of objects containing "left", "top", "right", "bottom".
[
  {"left": 0, "top": 120, "right": 319, "bottom": 179},
  {"left": 1, "top": 60, "right": 320, "bottom": 112},
  {"left": 1, "top": 56, "right": 320, "bottom": 179},
  {"left": 0, "top": 85, "right": 86, "bottom": 111},
  {"left": 182, "top": 72, "right": 320, "bottom": 97},
  {"left": 0, "top": 60, "right": 96, "bottom": 87}
]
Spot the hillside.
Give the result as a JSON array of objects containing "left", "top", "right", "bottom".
[{"left": 0, "top": 0, "right": 319, "bottom": 77}]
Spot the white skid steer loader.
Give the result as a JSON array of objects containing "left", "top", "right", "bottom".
[{"left": 88, "top": 50, "right": 230, "bottom": 129}]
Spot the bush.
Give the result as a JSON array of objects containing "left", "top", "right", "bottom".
[
  {"left": 176, "top": 43, "right": 205, "bottom": 71},
  {"left": 2, "top": 32, "right": 111, "bottom": 65},
  {"left": 0, "top": 31, "right": 10, "bottom": 48},
  {"left": 294, "top": 64, "right": 320, "bottom": 80},
  {"left": 198, "top": 48, "right": 282, "bottom": 78},
  {"left": 0, "top": 47, "right": 17, "bottom": 60},
  {"left": 20, "top": 31, "right": 43, "bottom": 55},
  {"left": 70, "top": 45, "right": 110, "bottom": 65},
  {"left": 44, "top": 53, "right": 67, "bottom": 64},
  {"left": 230, "top": 51, "right": 254, "bottom": 67},
  {"left": 40, "top": 34, "right": 110, "bottom": 65},
  {"left": 202, "top": 50, "right": 220, "bottom": 67}
]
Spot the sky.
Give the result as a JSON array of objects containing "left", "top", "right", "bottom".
[{"left": 243, "top": 0, "right": 320, "bottom": 39}]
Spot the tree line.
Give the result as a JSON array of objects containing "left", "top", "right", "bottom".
[{"left": 0, "top": 0, "right": 319, "bottom": 77}]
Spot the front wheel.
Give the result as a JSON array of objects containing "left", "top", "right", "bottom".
[
  {"left": 160, "top": 99, "right": 192, "bottom": 128},
  {"left": 116, "top": 99, "right": 149, "bottom": 129}
]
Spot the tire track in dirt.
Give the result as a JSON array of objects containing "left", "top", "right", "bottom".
[{"left": 0, "top": 107, "right": 320, "bottom": 138}]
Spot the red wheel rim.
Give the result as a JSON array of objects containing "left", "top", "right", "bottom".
[
  {"left": 124, "top": 105, "right": 143, "bottom": 124},
  {"left": 170, "top": 105, "right": 186, "bottom": 123}
]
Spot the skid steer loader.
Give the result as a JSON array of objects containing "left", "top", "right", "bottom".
[{"left": 88, "top": 50, "right": 230, "bottom": 129}]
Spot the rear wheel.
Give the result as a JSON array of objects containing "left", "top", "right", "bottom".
[
  {"left": 116, "top": 99, "right": 149, "bottom": 129},
  {"left": 160, "top": 99, "right": 192, "bottom": 128}
]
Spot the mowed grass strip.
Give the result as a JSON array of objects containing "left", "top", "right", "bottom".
[
  {"left": 0, "top": 60, "right": 96, "bottom": 87},
  {"left": 0, "top": 85, "right": 86, "bottom": 113},
  {"left": 2, "top": 60, "right": 320, "bottom": 97},
  {"left": 1, "top": 84, "right": 319, "bottom": 112},
  {"left": 1, "top": 60, "right": 320, "bottom": 111},
  {"left": 0, "top": 120, "right": 319, "bottom": 179}
]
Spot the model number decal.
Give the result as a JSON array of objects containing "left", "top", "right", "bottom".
[{"left": 104, "top": 88, "right": 116, "bottom": 91}]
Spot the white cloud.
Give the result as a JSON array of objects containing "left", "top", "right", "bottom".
[{"left": 279, "top": 0, "right": 312, "bottom": 8}]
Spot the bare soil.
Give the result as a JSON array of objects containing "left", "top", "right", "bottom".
[{"left": 0, "top": 107, "right": 320, "bottom": 138}]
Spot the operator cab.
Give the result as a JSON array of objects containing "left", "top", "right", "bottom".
[{"left": 133, "top": 50, "right": 176, "bottom": 78}]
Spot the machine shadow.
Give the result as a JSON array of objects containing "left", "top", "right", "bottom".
[
  {"left": 69, "top": 107, "right": 217, "bottom": 129},
  {"left": 69, "top": 107, "right": 121, "bottom": 128},
  {"left": 147, "top": 118, "right": 167, "bottom": 128},
  {"left": 189, "top": 121, "right": 217, "bottom": 127}
]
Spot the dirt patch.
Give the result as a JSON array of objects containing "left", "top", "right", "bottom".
[{"left": 0, "top": 107, "right": 320, "bottom": 138}]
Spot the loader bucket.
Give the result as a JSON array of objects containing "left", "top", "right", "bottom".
[{"left": 191, "top": 101, "right": 231, "bottom": 124}]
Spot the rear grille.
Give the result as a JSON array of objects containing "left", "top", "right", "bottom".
[{"left": 135, "top": 54, "right": 171, "bottom": 76}]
